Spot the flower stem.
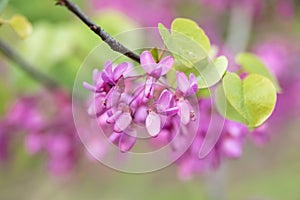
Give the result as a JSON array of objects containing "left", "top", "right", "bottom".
[{"left": 56, "top": 0, "right": 141, "bottom": 63}]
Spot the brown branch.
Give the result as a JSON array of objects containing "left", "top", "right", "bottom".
[
  {"left": 0, "top": 39, "right": 59, "bottom": 90},
  {"left": 56, "top": 0, "right": 141, "bottom": 63}
]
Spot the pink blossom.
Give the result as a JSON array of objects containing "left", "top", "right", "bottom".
[
  {"left": 1, "top": 91, "right": 80, "bottom": 175},
  {"left": 84, "top": 51, "right": 198, "bottom": 152}
]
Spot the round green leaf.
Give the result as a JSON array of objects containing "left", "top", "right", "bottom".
[
  {"left": 171, "top": 18, "right": 210, "bottom": 53},
  {"left": 222, "top": 72, "right": 249, "bottom": 120},
  {"left": 243, "top": 74, "right": 277, "bottom": 127},
  {"left": 222, "top": 72, "right": 277, "bottom": 127},
  {"left": 158, "top": 21, "right": 227, "bottom": 89},
  {"left": 215, "top": 84, "right": 248, "bottom": 124},
  {"left": 236, "top": 52, "right": 281, "bottom": 92},
  {"left": 158, "top": 23, "right": 207, "bottom": 68}
]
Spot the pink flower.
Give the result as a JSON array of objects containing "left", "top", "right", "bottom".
[
  {"left": 141, "top": 51, "right": 174, "bottom": 98},
  {"left": 176, "top": 72, "right": 198, "bottom": 97},
  {"left": 221, "top": 121, "right": 246, "bottom": 159},
  {"left": 141, "top": 51, "right": 173, "bottom": 78},
  {"left": 145, "top": 89, "right": 178, "bottom": 137},
  {"left": 101, "top": 61, "right": 130, "bottom": 86},
  {"left": 109, "top": 129, "right": 137, "bottom": 153},
  {"left": 176, "top": 72, "right": 198, "bottom": 125},
  {"left": 2, "top": 91, "right": 80, "bottom": 175}
]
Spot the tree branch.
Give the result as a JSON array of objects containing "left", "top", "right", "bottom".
[
  {"left": 56, "top": 0, "right": 141, "bottom": 63},
  {"left": 0, "top": 39, "right": 59, "bottom": 90}
]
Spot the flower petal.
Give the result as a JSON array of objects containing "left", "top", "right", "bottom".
[
  {"left": 123, "top": 62, "right": 136, "bottom": 78},
  {"left": 144, "top": 76, "right": 155, "bottom": 98},
  {"left": 133, "top": 106, "right": 147, "bottom": 123},
  {"left": 93, "top": 69, "right": 100, "bottom": 84},
  {"left": 158, "top": 56, "right": 174, "bottom": 75},
  {"left": 105, "top": 87, "right": 121, "bottom": 109},
  {"left": 106, "top": 110, "right": 122, "bottom": 124},
  {"left": 165, "top": 107, "right": 179, "bottom": 116},
  {"left": 113, "top": 123, "right": 123, "bottom": 133},
  {"left": 176, "top": 72, "right": 190, "bottom": 95},
  {"left": 104, "top": 60, "right": 113, "bottom": 75},
  {"left": 101, "top": 60, "right": 114, "bottom": 84},
  {"left": 115, "top": 112, "right": 132, "bottom": 131},
  {"left": 140, "top": 51, "right": 156, "bottom": 74},
  {"left": 178, "top": 100, "right": 191, "bottom": 125},
  {"left": 101, "top": 71, "right": 113, "bottom": 85},
  {"left": 150, "top": 67, "right": 162, "bottom": 78},
  {"left": 189, "top": 73, "right": 198, "bottom": 94},
  {"left": 157, "top": 89, "right": 173, "bottom": 112},
  {"left": 88, "top": 94, "right": 106, "bottom": 117},
  {"left": 109, "top": 132, "right": 121, "bottom": 143},
  {"left": 83, "top": 82, "right": 96, "bottom": 92},
  {"left": 119, "top": 130, "right": 137, "bottom": 152},
  {"left": 113, "top": 62, "right": 129, "bottom": 81},
  {"left": 146, "top": 111, "right": 161, "bottom": 137},
  {"left": 171, "top": 115, "right": 181, "bottom": 134}
]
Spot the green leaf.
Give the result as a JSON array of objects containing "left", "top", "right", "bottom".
[
  {"left": 236, "top": 53, "right": 281, "bottom": 92},
  {"left": 150, "top": 47, "right": 159, "bottom": 63},
  {"left": 9, "top": 15, "right": 32, "bottom": 39},
  {"left": 158, "top": 23, "right": 207, "bottom": 68},
  {"left": 171, "top": 18, "right": 210, "bottom": 53},
  {"left": 243, "top": 73, "right": 277, "bottom": 127},
  {"left": 196, "top": 56, "right": 228, "bottom": 88},
  {"left": 215, "top": 84, "right": 248, "bottom": 124},
  {"left": 158, "top": 21, "right": 226, "bottom": 89},
  {"left": 222, "top": 72, "right": 249, "bottom": 120},
  {"left": 219, "top": 72, "right": 277, "bottom": 127}
]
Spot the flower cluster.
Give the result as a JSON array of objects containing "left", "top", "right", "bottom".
[
  {"left": 84, "top": 49, "right": 288, "bottom": 179},
  {"left": 0, "top": 91, "right": 80, "bottom": 175},
  {"left": 84, "top": 51, "right": 199, "bottom": 152}
]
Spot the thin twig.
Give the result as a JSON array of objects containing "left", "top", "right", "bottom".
[
  {"left": 0, "top": 39, "right": 59, "bottom": 90},
  {"left": 56, "top": 0, "right": 141, "bottom": 63}
]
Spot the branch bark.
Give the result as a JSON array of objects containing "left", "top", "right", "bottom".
[
  {"left": 56, "top": 0, "right": 141, "bottom": 63},
  {"left": 0, "top": 39, "right": 59, "bottom": 90}
]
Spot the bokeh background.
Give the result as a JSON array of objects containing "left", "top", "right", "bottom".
[{"left": 0, "top": 0, "right": 300, "bottom": 199}]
